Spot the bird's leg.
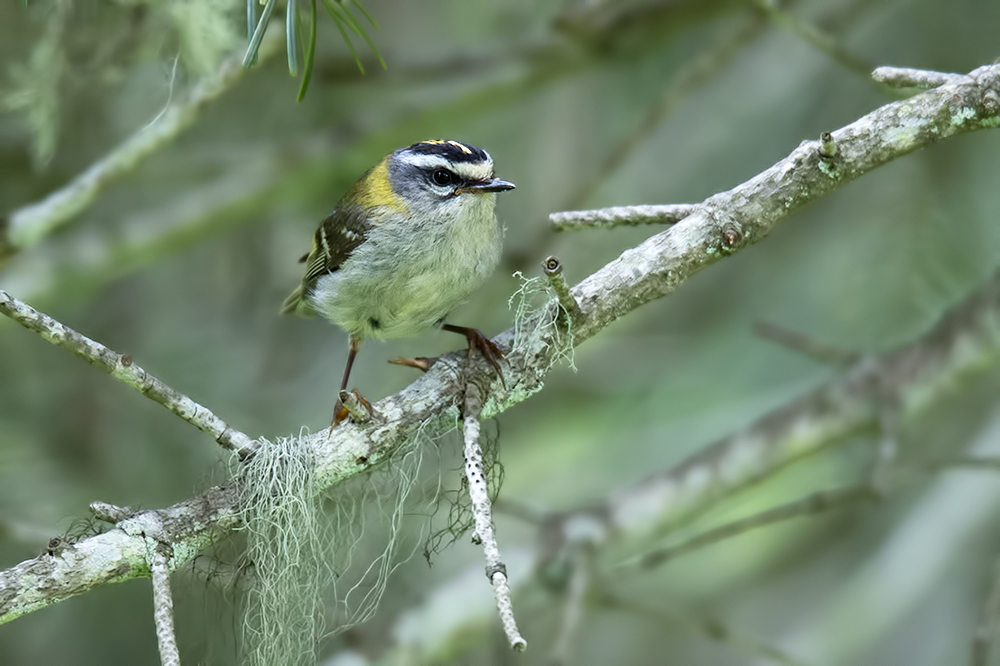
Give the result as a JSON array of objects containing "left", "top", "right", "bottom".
[
  {"left": 441, "top": 323, "right": 506, "bottom": 387},
  {"left": 330, "top": 335, "right": 370, "bottom": 432}
]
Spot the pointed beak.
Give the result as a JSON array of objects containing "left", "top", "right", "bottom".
[{"left": 455, "top": 178, "right": 516, "bottom": 195}]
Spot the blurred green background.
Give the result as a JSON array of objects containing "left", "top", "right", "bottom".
[{"left": 2, "top": 0, "right": 1000, "bottom": 664}]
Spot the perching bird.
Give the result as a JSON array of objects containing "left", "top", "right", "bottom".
[{"left": 282, "top": 139, "right": 515, "bottom": 426}]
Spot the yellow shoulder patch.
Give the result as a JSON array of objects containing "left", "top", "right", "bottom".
[{"left": 353, "top": 158, "right": 408, "bottom": 215}]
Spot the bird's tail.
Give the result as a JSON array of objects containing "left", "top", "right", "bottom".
[{"left": 280, "top": 284, "right": 313, "bottom": 316}]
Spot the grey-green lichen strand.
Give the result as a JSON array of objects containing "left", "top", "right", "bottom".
[{"left": 0, "top": 483, "right": 238, "bottom": 625}]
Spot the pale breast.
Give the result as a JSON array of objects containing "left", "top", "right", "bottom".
[{"left": 309, "top": 194, "right": 503, "bottom": 341}]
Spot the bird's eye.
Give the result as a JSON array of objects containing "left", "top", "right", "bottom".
[{"left": 432, "top": 169, "right": 454, "bottom": 186}]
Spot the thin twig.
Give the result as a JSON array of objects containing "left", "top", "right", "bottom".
[
  {"left": 550, "top": 204, "right": 697, "bottom": 230},
  {"left": 0, "top": 32, "right": 282, "bottom": 259},
  {"left": 872, "top": 66, "right": 969, "bottom": 89},
  {"left": 560, "top": 14, "right": 766, "bottom": 212},
  {"left": 868, "top": 406, "right": 900, "bottom": 494},
  {"left": 0, "top": 289, "right": 255, "bottom": 457},
  {"left": 630, "top": 486, "right": 874, "bottom": 570},
  {"left": 755, "top": 0, "right": 873, "bottom": 80},
  {"left": 972, "top": 553, "right": 1000, "bottom": 665},
  {"left": 600, "top": 594, "right": 810, "bottom": 666},
  {"left": 90, "top": 502, "right": 134, "bottom": 524},
  {"left": 754, "top": 321, "right": 861, "bottom": 367},
  {"left": 549, "top": 547, "right": 591, "bottom": 666},
  {"left": 463, "top": 380, "right": 526, "bottom": 651},
  {"left": 925, "top": 456, "right": 1000, "bottom": 473},
  {"left": 541, "top": 256, "right": 582, "bottom": 323},
  {"left": 149, "top": 547, "right": 180, "bottom": 666}
]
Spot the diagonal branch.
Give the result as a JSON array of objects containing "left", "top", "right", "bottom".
[
  {"left": 2, "top": 63, "right": 999, "bottom": 627},
  {"left": 376, "top": 265, "right": 1000, "bottom": 664},
  {"left": 628, "top": 485, "right": 874, "bottom": 570},
  {"left": 0, "top": 289, "right": 255, "bottom": 456},
  {"left": 0, "top": 33, "right": 282, "bottom": 260}
]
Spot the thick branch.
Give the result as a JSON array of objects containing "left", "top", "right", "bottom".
[
  {"left": 0, "top": 484, "right": 238, "bottom": 624},
  {"left": 379, "top": 266, "right": 1000, "bottom": 661},
  {"left": 0, "top": 290, "right": 255, "bottom": 456},
  {"left": 2, "top": 63, "right": 999, "bottom": 626}
]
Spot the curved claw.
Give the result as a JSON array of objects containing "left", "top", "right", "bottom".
[{"left": 442, "top": 324, "right": 506, "bottom": 388}]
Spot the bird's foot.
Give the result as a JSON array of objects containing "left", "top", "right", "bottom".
[
  {"left": 328, "top": 389, "right": 373, "bottom": 435},
  {"left": 443, "top": 324, "right": 506, "bottom": 388}
]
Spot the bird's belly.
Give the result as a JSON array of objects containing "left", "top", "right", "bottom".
[
  {"left": 310, "top": 245, "right": 498, "bottom": 341},
  {"left": 309, "top": 195, "right": 503, "bottom": 341}
]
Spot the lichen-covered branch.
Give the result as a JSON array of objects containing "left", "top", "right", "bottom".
[
  {"left": 375, "top": 265, "right": 1000, "bottom": 662},
  {"left": 0, "top": 289, "right": 255, "bottom": 456},
  {"left": 550, "top": 204, "right": 697, "bottom": 230},
  {"left": 2, "top": 63, "right": 999, "bottom": 627},
  {"left": 0, "top": 484, "right": 238, "bottom": 624},
  {"left": 0, "top": 33, "right": 281, "bottom": 259},
  {"left": 871, "top": 66, "right": 968, "bottom": 89},
  {"left": 150, "top": 548, "right": 180, "bottom": 666},
  {"left": 463, "top": 380, "right": 526, "bottom": 651}
]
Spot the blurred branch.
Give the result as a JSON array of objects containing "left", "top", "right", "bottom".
[
  {"left": 0, "top": 289, "right": 255, "bottom": 457},
  {"left": 925, "top": 456, "right": 1000, "bottom": 473},
  {"left": 0, "top": 150, "right": 285, "bottom": 308},
  {"left": 3, "top": 62, "right": 1000, "bottom": 628},
  {"left": 754, "top": 321, "right": 861, "bottom": 367},
  {"left": 972, "top": 553, "right": 1000, "bottom": 665},
  {"left": 0, "top": 519, "right": 54, "bottom": 547},
  {"left": 755, "top": 0, "right": 873, "bottom": 80},
  {"left": 369, "top": 254, "right": 1000, "bottom": 661},
  {"left": 0, "top": 32, "right": 282, "bottom": 261},
  {"left": 561, "top": 12, "right": 766, "bottom": 211},
  {"left": 600, "top": 595, "right": 810, "bottom": 666},
  {"left": 549, "top": 547, "right": 592, "bottom": 666},
  {"left": 627, "top": 485, "right": 874, "bottom": 570}
]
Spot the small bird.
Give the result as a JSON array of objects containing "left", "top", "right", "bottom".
[{"left": 282, "top": 140, "right": 515, "bottom": 426}]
